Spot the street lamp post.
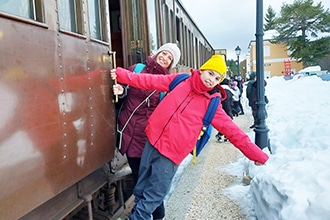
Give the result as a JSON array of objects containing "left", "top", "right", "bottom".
[
  {"left": 235, "top": 46, "right": 241, "bottom": 77},
  {"left": 255, "top": 0, "right": 271, "bottom": 152}
]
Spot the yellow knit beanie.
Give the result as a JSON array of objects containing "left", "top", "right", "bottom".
[{"left": 200, "top": 55, "right": 227, "bottom": 76}]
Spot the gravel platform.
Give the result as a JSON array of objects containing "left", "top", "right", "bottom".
[{"left": 165, "top": 114, "right": 252, "bottom": 220}]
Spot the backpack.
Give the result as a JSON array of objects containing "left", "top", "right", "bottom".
[
  {"left": 133, "top": 63, "right": 166, "bottom": 100},
  {"left": 133, "top": 63, "right": 146, "bottom": 73},
  {"left": 162, "top": 72, "right": 220, "bottom": 165},
  {"left": 135, "top": 64, "right": 220, "bottom": 164},
  {"left": 192, "top": 90, "right": 220, "bottom": 165}
]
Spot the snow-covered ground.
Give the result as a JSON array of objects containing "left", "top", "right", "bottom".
[
  {"left": 224, "top": 74, "right": 330, "bottom": 219},
  {"left": 166, "top": 74, "right": 330, "bottom": 220}
]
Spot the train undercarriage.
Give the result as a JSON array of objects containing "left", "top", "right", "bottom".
[{"left": 21, "top": 163, "right": 134, "bottom": 220}]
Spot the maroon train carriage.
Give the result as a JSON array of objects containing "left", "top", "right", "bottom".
[{"left": 0, "top": 0, "right": 214, "bottom": 219}]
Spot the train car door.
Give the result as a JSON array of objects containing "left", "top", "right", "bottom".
[{"left": 109, "top": 0, "right": 149, "bottom": 68}]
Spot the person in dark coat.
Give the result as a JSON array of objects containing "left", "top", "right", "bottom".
[
  {"left": 234, "top": 75, "right": 244, "bottom": 115},
  {"left": 215, "top": 78, "right": 233, "bottom": 142},
  {"left": 246, "top": 72, "right": 268, "bottom": 128},
  {"left": 114, "top": 43, "right": 181, "bottom": 220},
  {"left": 231, "top": 80, "right": 241, "bottom": 116}
]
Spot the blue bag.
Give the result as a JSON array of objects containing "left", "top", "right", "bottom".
[
  {"left": 167, "top": 73, "right": 220, "bottom": 162},
  {"left": 194, "top": 97, "right": 220, "bottom": 156},
  {"left": 134, "top": 66, "right": 220, "bottom": 162}
]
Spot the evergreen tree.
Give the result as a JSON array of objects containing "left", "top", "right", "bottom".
[
  {"left": 226, "top": 59, "right": 238, "bottom": 77},
  {"left": 264, "top": 6, "right": 277, "bottom": 31},
  {"left": 274, "top": 0, "right": 330, "bottom": 67}
]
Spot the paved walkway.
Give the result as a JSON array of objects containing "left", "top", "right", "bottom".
[{"left": 165, "top": 114, "right": 253, "bottom": 220}]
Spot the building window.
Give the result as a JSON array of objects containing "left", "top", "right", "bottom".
[
  {"left": 264, "top": 46, "right": 270, "bottom": 57},
  {"left": 264, "top": 70, "right": 271, "bottom": 78}
]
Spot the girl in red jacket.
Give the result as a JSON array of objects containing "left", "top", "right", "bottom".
[{"left": 111, "top": 55, "right": 269, "bottom": 220}]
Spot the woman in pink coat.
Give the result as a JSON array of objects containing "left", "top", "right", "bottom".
[
  {"left": 114, "top": 43, "right": 181, "bottom": 220},
  {"left": 112, "top": 55, "right": 269, "bottom": 220}
]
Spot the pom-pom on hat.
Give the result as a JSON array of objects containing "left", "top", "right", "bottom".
[
  {"left": 154, "top": 43, "right": 181, "bottom": 68},
  {"left": 200, "top": 55, "right": 227, "bottom": 76}
]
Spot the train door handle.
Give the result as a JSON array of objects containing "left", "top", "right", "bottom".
[{"left": 108, "top": 51, "right": 118, "bottom": 103}]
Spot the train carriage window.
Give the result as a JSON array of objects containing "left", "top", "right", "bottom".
[
  {"left": 146, "top": 0, "right": 158, "bottom": 52},
  {"left": 176, "top": 16, "right": 181, "bottom": 48},
  {"left": 183, "top": 25, "right": 187, "bottom": 66},
  {"left": 170, "top": 9, "right": 174, "bottom": 41},
  {"left": 194, "top": 37, "right": 198, "bottom": 68},
  {"left": 58, "top": 0, "right": 77, "bottom": 32},
  {"left": 88, "top": 0, "right": 107, "bottom": 41},
  {"left": 188, "top": 30, "right": 192, "bottom": 67},
  {"left": 162, "top": 4, "right": 169, "bottom": 43},
  {"left": 0, "top": 0, "right": 42, "bottom": 21},
  {"left": 58, "top": 0, "right": 83, "bottom": 34},
  {"left": 88, "top": 0, "right": 101, "bottom": 39}
]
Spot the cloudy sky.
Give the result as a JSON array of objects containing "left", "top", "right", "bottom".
[{"left": 180, "top": 0, "right": 330, "bottom": 60}]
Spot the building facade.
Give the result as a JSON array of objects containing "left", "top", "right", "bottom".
[{"left": 247, "top": 30, "right": 303, "bottom": 78}]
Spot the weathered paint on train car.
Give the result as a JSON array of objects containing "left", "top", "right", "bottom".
[
  {"left": 0, "top": 13, "right": 116, "bottom": 220},
  {"left": 0, "top": 0, "right": 216, "bottom": 218}
]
